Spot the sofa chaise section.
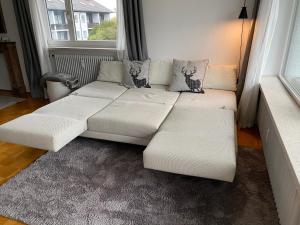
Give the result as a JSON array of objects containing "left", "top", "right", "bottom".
[
  {"left": 0, "top": 95, "right": 113, "bottom": 151},
  {"left": 0, "top": 114, "right": 86, "bottom": 152},
  {"left": 144, "top": 107, "right": 237, "bottom": 182}
]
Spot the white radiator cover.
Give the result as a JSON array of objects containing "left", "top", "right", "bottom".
[
  {"left": 258, "top": 93, "right": 300, "bottom": 225},
  {"left": 52, "top": 54, "right": 114, "bottom": 87}
]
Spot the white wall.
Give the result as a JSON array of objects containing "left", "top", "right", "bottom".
[
  {"left": 143, "top": 0, "right": 255, "bottom": 65},
  {"left": 0, "top": 0, "right": 29, "bottom": 91},
  {"left": 262, "top": 0, "right": 295, "bottom": 76}
]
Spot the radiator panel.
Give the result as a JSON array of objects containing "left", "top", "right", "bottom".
[{"left": 53, "top": 54, "right": 114, "bottom": 87}]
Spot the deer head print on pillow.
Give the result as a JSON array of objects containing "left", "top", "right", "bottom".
[
  {"left": 123, "top": 60, "right": 151, "bottom": 88},
  {"left": 169, "top": 59, "right": 209, "bottom": 93}
]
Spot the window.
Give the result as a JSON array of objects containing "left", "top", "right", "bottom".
[
  {"left": 281, "top": 0, "right": 300, "bottom": 104},
  {"left": 80, "top": 14, "right": 86, "bottom": 23},
  {"left": 57, "top": 31, "right": 69, "bottom": 40},
  {"left": 44, "top": 0, "right": 117, "bottom": 47},
  {"left": 83, "top": 31, "right": 88, "bottom": 39},
  {"left": 76, "top": 31, "right": 81, "bottom": 40},
  {"left": 74, "top": 14, "right": 79, "bottom": 23}
]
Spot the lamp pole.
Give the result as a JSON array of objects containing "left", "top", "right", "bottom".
[{"left": 238, "top": 0, "right": 248, "bottom": 78}]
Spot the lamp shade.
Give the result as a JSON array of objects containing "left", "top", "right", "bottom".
[{"left": 239, "top": 6, "right": 248, "bottom": 19}]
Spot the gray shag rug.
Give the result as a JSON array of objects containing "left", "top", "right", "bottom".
[
  {"left": 0, "top": 138, "right": 279, "bottom": 225},
  {"left": 0, "top": 96, "right": 24, "bottom": 110}
]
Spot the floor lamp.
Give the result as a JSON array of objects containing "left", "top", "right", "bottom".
[{"left": 238, "top": 0, "right": 248, "bottom": 78}]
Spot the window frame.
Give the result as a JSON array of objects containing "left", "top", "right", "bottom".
[
  {"left": 279, "top": 0, "right": 300, "bottom": 106},
  {"left": 43, "top": 0, "right": 117, "bottom": 49}
]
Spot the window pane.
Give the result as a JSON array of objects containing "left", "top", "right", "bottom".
[
  {"left": 284, "top": 1, "right": 300, "bottom": 95},
  {"left": 45, "top": 0, "right": 70, "bottom": 41},
  {"left": 72, "top": 0, "right": 117, "bottom": 41}
]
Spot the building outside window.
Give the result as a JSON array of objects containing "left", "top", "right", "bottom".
[{"left": 45, "top": 0, "right": 116, "bottom": 42}]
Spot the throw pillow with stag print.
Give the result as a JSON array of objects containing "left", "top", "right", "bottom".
[
  {"left": 169, "top": 59, "right": 209, "bottom": 93},
  {"left": 122, "top": 60, "right": 151, "bottom": 88}
]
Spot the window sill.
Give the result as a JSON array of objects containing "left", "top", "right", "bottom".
[
  {"left": 48, "top": 46, "right": 117, "bottom": 51},
  {"left": 48, "top": 46, "right": 118, "bottom": 57},
  {"left": 47, "top": 40, "right": 117, "bottom": 49}
]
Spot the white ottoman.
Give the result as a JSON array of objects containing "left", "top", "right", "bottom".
[{"left": 143, "top": 108, "right": 237, "bottom": 182}]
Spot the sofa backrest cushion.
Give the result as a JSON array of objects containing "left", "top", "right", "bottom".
[
  {"left": 97, "top": 61, "right": 123, "bottom": 83},
  {"left": 97, "top": 60, "right": 237, "bottom": 92},
  {"left": 203, "top": 65, "right": 237, "bottom": 91},
  {"left": 149, "top": 61, "right": 173, "bottom": 86}
]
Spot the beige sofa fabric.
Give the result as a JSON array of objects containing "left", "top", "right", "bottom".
[
  {"left": 203, "top": 65, "right": 237, "bottom": 91},
  {"left": 0, "top": 114, "right": 86, "bottom": 152},
  {"left": 117, "top": 85, "right": 179, "bottom": 105},
  {"left": 144, "top": 108, "right": 236, "bottom": 182},
  {"left": 35, "top": 95, "right": 112, "bottom": 120},
  {"left": 71, "top": 81, "right": 127, "bottom": 100},
  {"left": 175, "top": 89, "right": 237, "bottom": 111},
  {"left": 88, "top": 100, "right": 173, "bottom": 138},
  {"left": 97, "top": 61, "right": 123, "bottom": 83}
]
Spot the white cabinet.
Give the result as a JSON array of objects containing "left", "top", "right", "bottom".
[{"left": 258, "top": 93, "right": 300, "bottom": 225}]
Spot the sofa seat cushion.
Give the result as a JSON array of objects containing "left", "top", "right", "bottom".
[
  {"left": 144, "top": 108, "right": 236, "bottom": 182},
  {"left": 88, "top": 100, "right": 173, "bottom": 138},
  {"left": 144, "top": 132, "right": 236, "bottom": 182},
  {"left": 71, "top": 81, "right": 127, "bottom": 99},
  {"left": 0, "top": 114, "right": 86, "bottom": 152},
  {"left": 160, "top": 107, "right": 234, "bottom": 136},
  {"left": 35, "top": 95, "right": 111, "bottom": 121},
  {"left": 175, "top": 89, "right": 237, "bottom": 111},
  {"left": 117, "top": 85, "right": 179, "bottom": 105}
]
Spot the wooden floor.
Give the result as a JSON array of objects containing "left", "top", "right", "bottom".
[{"left": 0, "top": 96, "right": 262, "bottom": 225}]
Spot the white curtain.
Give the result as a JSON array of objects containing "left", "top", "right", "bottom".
[
  {"left": 238, "top": 0, "right": 279, "bottom": 128},
  {"left": 116, "top": 0, "right": 127, "bottom": 60},
  {"left": 28, "top": 0, "right": 52, "bottom": 74}
]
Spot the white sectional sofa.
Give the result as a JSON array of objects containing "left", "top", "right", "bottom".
[{"left": 0, "top": 61, "right": 238, "bottom": 182}]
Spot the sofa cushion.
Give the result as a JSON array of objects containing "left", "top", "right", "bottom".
[
  {"left": 0, "top": 114, "right": 86, "bottom": 152},
  {"left": 35, "top": 95, "right": 111, "bottom": 120},
  {"left": 144, "top": 108, "right": 236, "bottom": 182},
  {"left": 122, "top": 60, "right": 151, "bottom": 88},
  {"left": 175, "top": 89, "right": 237, "bottom": 111},
  {"left": 117, "top": 85, "right": 179, "bottom": 105},
  {"left": 71, "top": 81, "right": 127, "bottom": 99},
  {"left": 169, "top": 59, "right": 208, "bottom": 93},
  {"left": 144, "top": 132, "right": 236, "bottom": 182},
  {"left": 88, "top": 100, "right": 173, "bottom": 138},
  {"left": 97, "top": 61, "right": 123, "bottom": 83},
  {"left": 169, "top": 59, "right": 209, "bottom": 93},
  {"left": 160, "top": 107, "right": 235, "bottom": 135},
  {"left": 203, "top": 65, "right": 237, "bottom": 91},
  {"left": 149, "top": 61, "right": 173, "bottom": 86}
]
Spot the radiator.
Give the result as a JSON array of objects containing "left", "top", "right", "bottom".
[{"left": 52, "top": 54, "right": 114, "bottom": 87}]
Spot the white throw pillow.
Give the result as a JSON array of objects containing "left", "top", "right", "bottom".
[
  {"left": 203, "top": 65, "right": 237, "bottom": 91},
  {"left": 149, "top": 61, "right": 173, "bottom": 85},
  {"left": 97, "top": 61, "right": 123, "bottom": 83}
]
